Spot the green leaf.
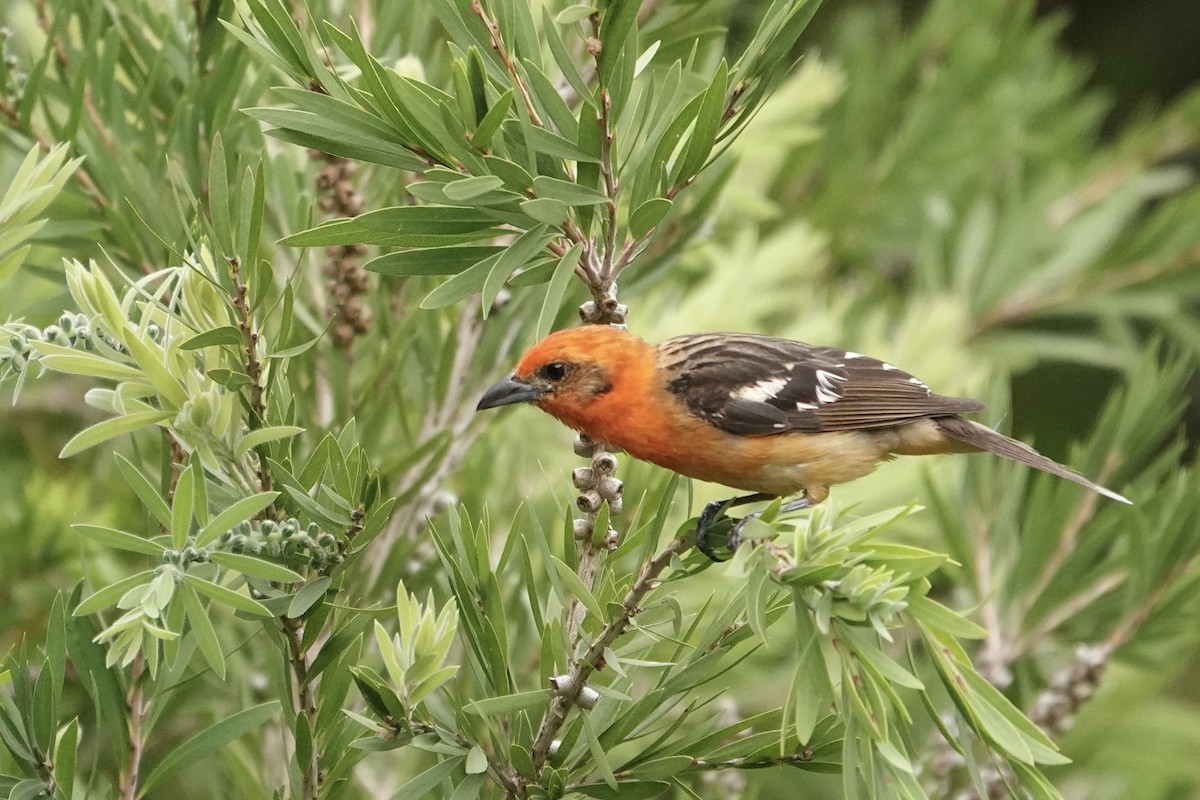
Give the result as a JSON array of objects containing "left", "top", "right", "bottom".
[
  {"left": 353, "top": 205, "right": 502, "bottom": 234},
  {"left": 549, "top": 556, "right": 605, "bottom": 622},
  {"left": 421, "top": 252, "right": 500, "bottom": 310},
  {"left": 32, "top": 663, "right": 54, "bottom": 752},
  {"left": 574, "top": 782, "right": 672, "bottom": 800},
  {"left": 481, "top": 225, "right": 551, "bottom": 316},
  {"left": 505, "top": 258, "right": 558, "bottom": 286},
  {"left": 520, "top": 198, "right": 569, "bottom": 226},
  {"left": 32, "top": 347, "right": 145, "bottom": 381},
  {"left": 287, "top": 577, "right": 332, "bottom": 619},
  {"left": 140, "top": 702, "right": 280, "bottom": 792},
  {"left": 535, "top": 242, "right": 578, "bottom": 334},
  {"left": 465, "top": 745, "right": 488, "bottom": 775},
  {"left": 673, "top": 60, "right": 728, "bottom": 183},
  {"left": 180, "top": 326, "right": 244, "bottom": 350},
  {"left": 465, "top": 689, "right": 552, "bottom": 716},
  {"left": 387, "top": 756, "right": 464, "bottom": 800},
  {"left": 72, "top": 524, "right": 165, "bottom": 556},
  {"left": 365, "top": 246, "right": 505, "bottom": 277},
  {"left": 555, "top": 5, "right": 596, "bottom": 25},
  {"left": 235, "top": 426, "right": 304, "bottom": 460},
  {"left": 532, "top": 176, "right": 609, "bottom": 206},
  {"left": 907, "top": 596, "right": 988, "bottom": 639},
  {"left": 58, "top": 411, "right": 173, "bottom": 458},
  {"left": 54, "top": 718, "right": 79, "bottom": 800},
  {"left": 544, "top": 7, "right": 594, "bottom": 106},
  {"left": 194, "top": 492, "right": 280, "bottom": 547},
  {"left": 597, "top": 0, "right": 639, "bottom": 83},
  {"left": 626, "top": 755, "right": 692, "bottom": 780},
  {"left": 75, "top": 572, "right": 156, "bottom": 616},
  {"left": 525, "top": 126, "right": 600, "bottom": 163},
  {"left": 172, "top": 463, "right": 196, "bottom": 550},
  {"left": 184, "top": 575, "right": 272, "bottom": 617},
  {"left": 443, "top": 176, "right": 506, "bottom": 201},
  {"left": 629, "top": 198, "right": 672, "bottom": 238},
  {"left": 283, "top": 206, "right": 504, "bottom": 248},
  {"left": 122, "top": 335, "right": 188, "bottom": 409},
  {"left": 961, "top": 670, "right": 1069, "bottom": 765},
  {"left": 471, "top": 89, "right": 514, "bottom": 148},
  {"left": 208, "top": 134, "right": 232, "bottom": 253},
  {"left": 582, "top": 714, "right": 618, "bottom": 791},
  {"left": 180, "top": 583, "right": 226, "bottom": 679},
  {"left": 209, "top": 552, "right": 304, "bottom": 583}
]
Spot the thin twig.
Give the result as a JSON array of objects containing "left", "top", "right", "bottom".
[
  {"left": 590, "top": 12, "right": 621, "bottom": 284},
  {"left": 118, "top": 654, "right": 148, "bottom": 800},
  {"left": 972, "top": 521, "right": 1011, "bottom": 687},
  {"left": 282, "top": 618, "right": 321, "bottom": 798},
  {"left": 1104, "top": 557, "right": 1197, "bottom": 654},
  {"left": 29, "top": 1, "right": 113, "bottom": 215},
  {"left": 564, "top": 544, "right": 603, "bottom": 659},
  {"left": 527, "top": 535, "right": 694, "bottom": 775},
  {"left": 1012, "top": 571, "right": 1127, "bottom": 659},
  {"left": 471, "top": 0, "right": 544, "bottom": 127},
  {"left": 365, "top": 308, "right": 524, "bottom": 591},
  {"left": 1022, "top": 455, "right": 1117, "bottom": 613},
  {"left": 971, "top": 243, "right": 1200, "bottom": 336},
  {"left": 228, "top": 256, "right": 275, "bottom": 501}
]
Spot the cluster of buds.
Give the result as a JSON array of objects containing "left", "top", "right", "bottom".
[
  {"left": 219, "top": 517, "right": 344, "bottom": 570},
  {"left": 313, "top": 152, "right": 372, "bottom": 348},
  {"left": 1, "top": 313, "right": 109, "bottom": 375},
  {"left": 1030, "top": 643, "right": 1108, "bottom": 736},
  {"left": 549, "top": 673, "right": 600, "bottom": 709},
  {"left": 0, "top": 28, "right": 25, "bottom": 105},
  {"left": 571, "top": 434, "right": 622, "bottom": 548},
  {"left": 578, "top": 296, "right": 627, "bottom": 326},
  {"left": 158, "top": 546, "right": 212, "bottom": 572}
]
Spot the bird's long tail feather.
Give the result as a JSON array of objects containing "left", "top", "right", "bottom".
[{"left": 935, "top": 417, "right": 1131, "bottom": 504}]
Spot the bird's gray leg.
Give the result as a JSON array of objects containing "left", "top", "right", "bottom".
[{"left": 727, "top": 495, "right": 813, "bottom": 552}]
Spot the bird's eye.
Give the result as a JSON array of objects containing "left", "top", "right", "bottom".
[{"left": 541, "top": 362, "right": 568, "bottom": 382}]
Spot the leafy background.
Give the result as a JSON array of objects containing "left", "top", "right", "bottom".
[{"left": 0, "top": 0, "right": 1197, "bottom": 798}]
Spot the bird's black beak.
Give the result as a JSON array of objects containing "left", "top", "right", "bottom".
[{"left": 476, "top": 372, "right": 546, "bottom": 410}]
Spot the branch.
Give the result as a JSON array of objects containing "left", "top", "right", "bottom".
[
  {"left": 527, "top": 535, "right": 694, "bottom": 776},
  {"left": 471, "top": 0, "right": 544, "bottom": 127},
  {"left": 227, "top": 256, "right": 276, "bottom": 502},
  {"left": 1021, "top": 456, "right": 1114, "bottom": 611},
  {"left": 283, "top": 617, "right": 321, "bottom": 798},
  {"left": 365, "top": 306, "right": 524, "bottom": 590},
  {"left": 118, "top": 654, "right": 148, "bottom": 800}
]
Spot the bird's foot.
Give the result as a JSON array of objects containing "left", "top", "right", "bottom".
[
  {"left": 694, "top": 498, "right": 735, "bottom": 562},
  {"left": 694, "top": 494, "right": 813, "bottom": 562}
]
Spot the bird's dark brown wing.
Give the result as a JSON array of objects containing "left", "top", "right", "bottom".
[{"left": 658, "top": 333, "right": 985, "bottom": 436}]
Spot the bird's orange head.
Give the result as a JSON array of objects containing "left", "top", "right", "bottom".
[{"left": 476, "top": 325, "right": 654, "bottom": 436}]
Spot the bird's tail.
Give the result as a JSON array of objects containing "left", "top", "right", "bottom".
[{"left": 935, "top": 416, "right": 1131, "bottom": 504}]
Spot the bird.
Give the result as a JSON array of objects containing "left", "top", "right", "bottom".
[{"left": 476, "top": 325, "right": 1130, "bottom": 560}]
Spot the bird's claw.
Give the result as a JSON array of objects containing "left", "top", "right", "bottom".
[
  {"left": 694, "top": 499, "right": 734, "bottom": 562},
  {"left": 691, "top": 501, "right": 744, "bottom": 563},
  {"left": 694, "top": 494, "right": 812, "bottom": 562}
]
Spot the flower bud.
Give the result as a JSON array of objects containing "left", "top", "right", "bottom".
[
  {"left": 572, "top": 467, "right": 595, "bottom": 489},
  {"left": 572, "top": 518, "right": 592, "bottom": 540},
  {"left": 591, "top": 452, "right": 618, "bottom": 475},
  {"left": 597, "top": 476, "right": 623, "bottom": 500},
  {"left": 576, "top": 686, "right": 600, "bottom": 709},
  {"left": 576, "top": 491, "right": 603, "bottom": 514}
]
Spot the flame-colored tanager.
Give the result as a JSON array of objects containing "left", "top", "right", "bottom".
[{"left": 477, "top": 325, "right": 1130, "bottom": 559}]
